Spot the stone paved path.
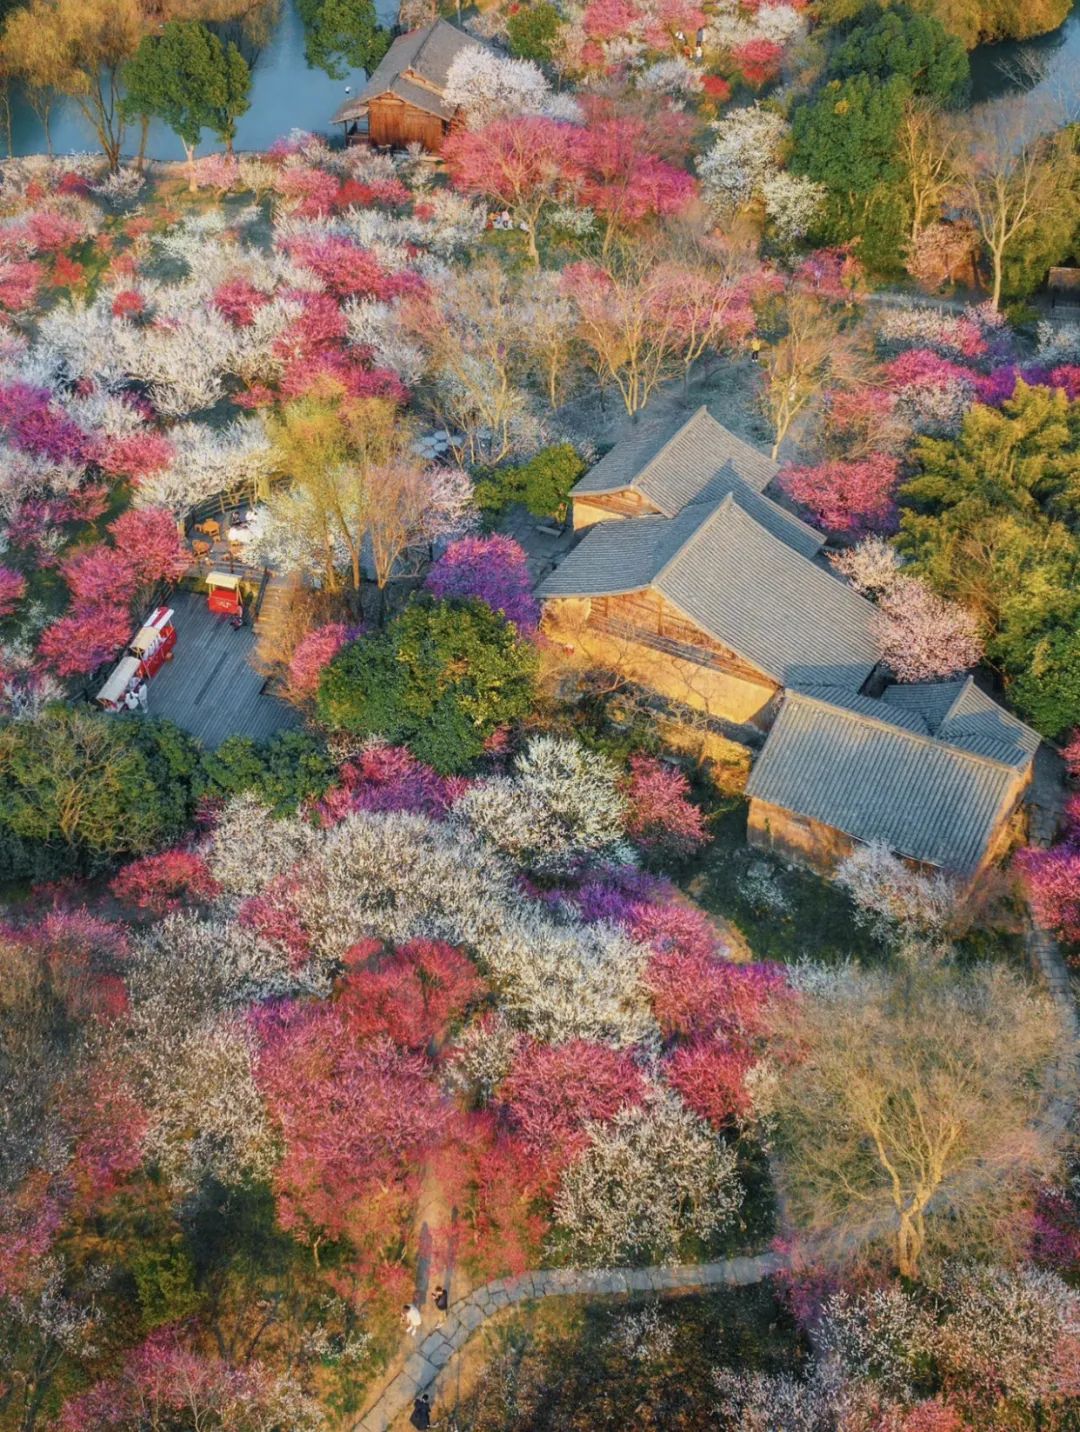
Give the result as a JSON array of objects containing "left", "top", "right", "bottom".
[{"left": 353, "top": 1249, "right": 787, "bottom": 1431}]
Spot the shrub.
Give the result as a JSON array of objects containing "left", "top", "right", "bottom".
[
  {"left": 197, "top": 731, "right": 335, "bottom": 812},
  {"left": 317, "top": 599, "right": 538, "bottom": 774},
  {"left": 474, "top": 443, "right": 586, "bottom": 519},
  {"left": 424, "top": 535, "right": 539, "bottom": 632}
]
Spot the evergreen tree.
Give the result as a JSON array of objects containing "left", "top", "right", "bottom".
[{"left": 122, "top": 20, "right": 251, "bottom": 187}]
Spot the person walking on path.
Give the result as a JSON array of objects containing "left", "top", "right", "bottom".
[
  {"left": 136, "top": 681, "right": 149, "bottom": 713},
  {"left": 402, "top": 1303, "right": 422, "bottom": 1338},
  {"left": 410, "top": 1394, "right": 432, "bottom": 1429},
  {"left": 432, "top": 1285, "right": 448, "bottom": 1318}
]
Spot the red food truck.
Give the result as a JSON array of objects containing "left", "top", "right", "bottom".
[
  {"left": 96, "top": 607, "right": 176, "bottom": 711},
  {"left": 206, "top": 571, "right": 243, "bottom": 621}
]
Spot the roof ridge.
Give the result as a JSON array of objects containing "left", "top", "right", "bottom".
[
  {"left": 786, "top": 689, "right": 1021, "bottom": 773},
  {"left": 629, "top": 405, "right": 712, "bottom": 517},
  {"left": 938, "top": 674, "right": 975, "bottom": 730},
  {"left": 651, "top": 490, "right": 736, "bottom": 587}
]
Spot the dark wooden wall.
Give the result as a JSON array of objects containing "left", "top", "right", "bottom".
[{"left": 368, "top": 97, "right": 447, "bottom": 151}]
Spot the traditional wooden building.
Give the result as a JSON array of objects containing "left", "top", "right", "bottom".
[
  {"left": 539, "top": 402, "right": 1042, "bottom": 879},
  {"left": 330, "top": 20, "right": 491, "bottom": 152},
  {"left": 539, "top": 488, "right": 880, "bottom": 728},
  {"left": 568, "top": 404, "right": 781, "bottom": 529},
  {"left": 746, "top": 682, "right": 1040, "bottom": 880}
]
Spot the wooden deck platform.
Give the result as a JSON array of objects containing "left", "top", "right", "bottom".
[{"left": 147, "top": 587, "right": 298, "bottom": 750}]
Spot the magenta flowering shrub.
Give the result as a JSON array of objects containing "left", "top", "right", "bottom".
[
  {"left": 623, "top": 754, "right": 710, "bottom": 859},
  {"left": 316, "top": 741, "right": 460, "bottom": 824},
  {"left": 286, "top": 621, "right": 355, "bottom": 701},
  {"left": 0, "top": 565, "right": 27, "bottom": 619},
  {"left": 424, "top": 535, "right": 540, "bottom": 632},
  {"left": 778, "top": 453, "right": 901, "bottom": 536},
  {"left": 0, "top": 381, "right": 89, "bottom": 463},
  {"left": 1015, "top": 838, "right": 1080, "bottom": 949}
]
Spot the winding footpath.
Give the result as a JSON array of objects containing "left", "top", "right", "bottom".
[{"left": 354, "top": 1250, "right": 788, "bottom": 1431}]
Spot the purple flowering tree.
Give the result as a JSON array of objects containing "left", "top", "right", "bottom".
[{"left": 425, "top": 535, "right": 540, "bottom": 633}]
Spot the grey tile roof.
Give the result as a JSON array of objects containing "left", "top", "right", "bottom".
[
  {"left": 573, "top": 406, "right": 780, "bottom": 510},
  {"left": 796, "top": 685, "right": 932, "bottom": 735},
  {"left": 880, "top": 680, "right": 965, "bottom": 731},
  {"left": 746, "top": 691, "right": 1027, "bottom": 871},
  {"left": 540, "top": 494, "right": 881, "bottom": 688},
  {"left": 332, "top": 20, "right": 486, "bottom": 121},
  {"left": 937, "top": 678, "right": 1042, "bottom": 768},
  {"left": 881, "top": 677, "right": 1040, "bottom": 769},
  {"left": 537, "top": 504, "right": 710, "bottom": 598}
]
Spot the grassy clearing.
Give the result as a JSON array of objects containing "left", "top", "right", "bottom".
[{"left": 446, "top": 1281, "right": 804, "bottom": 1431}]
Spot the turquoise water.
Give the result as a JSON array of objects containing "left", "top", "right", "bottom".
[{"left": 7, "top": 0, "right": 399, "bottom": 160}]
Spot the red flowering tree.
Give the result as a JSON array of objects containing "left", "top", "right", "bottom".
[
  {"left": 645, "top": 947, "right": 787, "bottom": 1042},
  {"left": 110, "top": 849, "right": 221, "bottom": 917},
  {"left": 572, "top": 108, "right": 696, "bottom": 254},
  {"left": 108, "top": 507, "right": 189, "bottom": 589},
  {"left": 443, "top": 115, "right": 579, "bottom": 267},
  {"left": 778, "top": 453, "right": 901, "bottom": 536},
  {"left": 338, "top": 940, "right": 485, "bottom": 1050},
  {"left": 255, "top": 1007, "right": 449, "bottom": 1261},
  {"left": 430, "top": 1109, "right": 550, "bottom": 1278},
  {"left": 730, "top": 38, "right": 783, "bottom": 89},
  {"left": 500, "top": 1038, "right": 646, "bottom": 1168},
  {"left": 623, "top": 754, "right": 709, "bottom": 859},
  {"left": 664, "top": 1039, "right": 753, "bottom": 1128}
]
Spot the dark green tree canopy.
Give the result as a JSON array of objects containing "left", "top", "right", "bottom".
[
  {"left": 317, "top": 598, "right": 538, "bottom": 773},
  {"left": 792, "top": 73, "right": 910, "bottom": 195},
  {"left": 297, "top": 0, "right": 390, "bottom": 80},
  {"left": 506, "top": 2, "right": 563, "bottom": 64},
  {"left": 827, "top": 5, "right": 969, "bottom": 105},
  {"left": 122, "top": 19, "right": 251, "bottom": 155},
  {"left": 0, "top": 709, "right": 200, "bottom": 878}
]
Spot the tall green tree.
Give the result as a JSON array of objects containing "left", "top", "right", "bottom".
[
  {"left": 827, "top": 5, "right": 969, "bottom": 106},
  {"left": 122, "top": 19, "right": 251, "bottom": 187},
  {"left": 296, "top": 0, "right": 389, "bottom": 80},
  {"left": 899, "top": 382, "right": 1080, "bottom": 734},
  {"left": 791, "top": 73, "right": 910, "bottom": 268}
]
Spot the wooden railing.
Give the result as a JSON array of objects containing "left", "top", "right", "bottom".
[{"left": 589, "top": 613, "right": 773, "bottom": 689}]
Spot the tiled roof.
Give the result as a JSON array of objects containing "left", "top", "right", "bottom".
[
  {"left": 332, "top": 20, "right": 486, "bottom": 121},
  {"left": 540, "top": 494, "right": 881, "bottom": 688},
  {"left": 882, "top": 677, "right": 1040, "bottom": 769},
  {"left": 572, "top": 406, "right": 780, "bottom": 509},
  {"left": 746, "top": 690, "right": 1029, "bottom": 872}
]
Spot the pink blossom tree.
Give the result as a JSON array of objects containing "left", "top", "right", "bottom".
[
  {"left": 878, "top": 576, "right": 983, "bottom": 682},
  {"left": 443, "top": 115, "right": 579, "bottom": 267},
  {"left": 572, "top": 108, "right": 696, "bottom": 255},
  {"left": 500, "top": 1037, "right": 646, "bottom": 1167},
  {"left": 778, "top": 453, "right": 901, "bottom": 536},
  {"left": 286, "top": 621, "right": 354, "bottom": 701},
  {"left": 37, "top": 601, "right": 131, "bottom": 676},
  {"left": 61, "top": 546, "right": 138, "bottom": 608},
  {"left": 0, "top": 565, "right": 27, "bottom": 619},
  {"left": 623, "top": 754, "right": 709, "bottom": 860},
  {"left": 108, "top": 507, "right": 189, "bottom": 588},
  {"left": 1015, "top": 842, "right": 1080, "bottom": 947}
]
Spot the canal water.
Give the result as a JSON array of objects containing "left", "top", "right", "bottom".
[
  {"left": 3, "top": 0, "right": 1078, "bottom": 158},
  {"left": 968, "top": 0, "right": 1080, "bottom": 105},
  {"left": 6, "top": 0, "right": 400, "bottom": 160}
]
